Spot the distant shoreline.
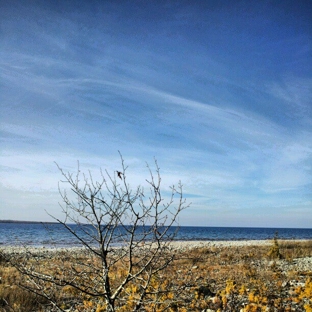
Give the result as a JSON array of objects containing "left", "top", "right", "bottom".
[{"left": 0, "top": 220, "right": 58, "bottom": 224}]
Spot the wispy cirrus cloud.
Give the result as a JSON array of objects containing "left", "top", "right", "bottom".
[
  {"left": 1, "top": 1, "right": 311, "bottom": 226},
  {"left": 267, "top": 76, "right": 312, "bottom": 121}
]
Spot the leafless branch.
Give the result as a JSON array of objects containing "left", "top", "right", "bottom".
[{"left": 6, "top": 154, "right": 189, "bottom": 311}]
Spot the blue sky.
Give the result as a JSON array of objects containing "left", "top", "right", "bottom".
[{"left": 1, "top": 0, "right": 311, "bottom": 227}]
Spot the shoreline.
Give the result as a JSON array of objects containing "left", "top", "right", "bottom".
[
  {"left": 165, "top": 238, "right": 312, "bottom": 250},
  {"left": 1, "top": 239, "right": 311, "bottom": 253}
]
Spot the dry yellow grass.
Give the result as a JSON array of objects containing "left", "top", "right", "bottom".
[{"left": 1, "top": 240, "right": 312, "bottom": 311}]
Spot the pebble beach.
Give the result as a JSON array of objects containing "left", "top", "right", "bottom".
[
  {"left": 1, "top": 238, "right": 310, "bottom": 252},
  {"left": 2, "top": 239, "right": 312, "bottom": 272}
]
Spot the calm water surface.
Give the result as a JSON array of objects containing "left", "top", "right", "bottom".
[{"left": 0, "top": 223, "right": 311, "bottom": 247}]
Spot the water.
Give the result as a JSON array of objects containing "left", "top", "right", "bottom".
[{"left": 0, "top": 222, "right": 311, "bottom": 247}]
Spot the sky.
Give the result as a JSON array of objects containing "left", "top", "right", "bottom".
[{"left": 0, "top": 0, "right": 311, "bottom": 228}]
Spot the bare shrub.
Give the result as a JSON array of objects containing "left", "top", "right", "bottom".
[{"left": 6, "top": 154, "right": 189, "bottom": 311}]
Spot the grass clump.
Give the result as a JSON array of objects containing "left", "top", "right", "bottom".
[{"left": 267, "top": 232, "right": 283, "bottom": 259}]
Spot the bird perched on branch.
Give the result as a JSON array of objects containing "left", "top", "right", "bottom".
[{"left": 116, "top": 171, "right": 123, "bottom": 180}]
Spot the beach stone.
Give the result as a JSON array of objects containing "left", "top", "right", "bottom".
[{"left": 212, "top": 296, "right": 221, "bottom": 304}]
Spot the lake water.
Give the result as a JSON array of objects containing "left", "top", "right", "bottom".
[{"left": 0, "top": 222, "right": 311, "bottom": 247}]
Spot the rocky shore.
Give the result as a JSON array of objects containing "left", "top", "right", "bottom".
[
  {"left": 2, "top": 239, "right": 311, "bottom": 274},
  {"left": 1, "top": 238, "right": 308, "bottom": 251}
]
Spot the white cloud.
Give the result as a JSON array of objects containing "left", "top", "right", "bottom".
[{"left": 267, "top": 76, "right": 312, "bottom": 121}]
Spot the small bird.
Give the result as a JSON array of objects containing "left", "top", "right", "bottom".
[{"left": 116, "top": 171, "right": 123, "bottom": 180}]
